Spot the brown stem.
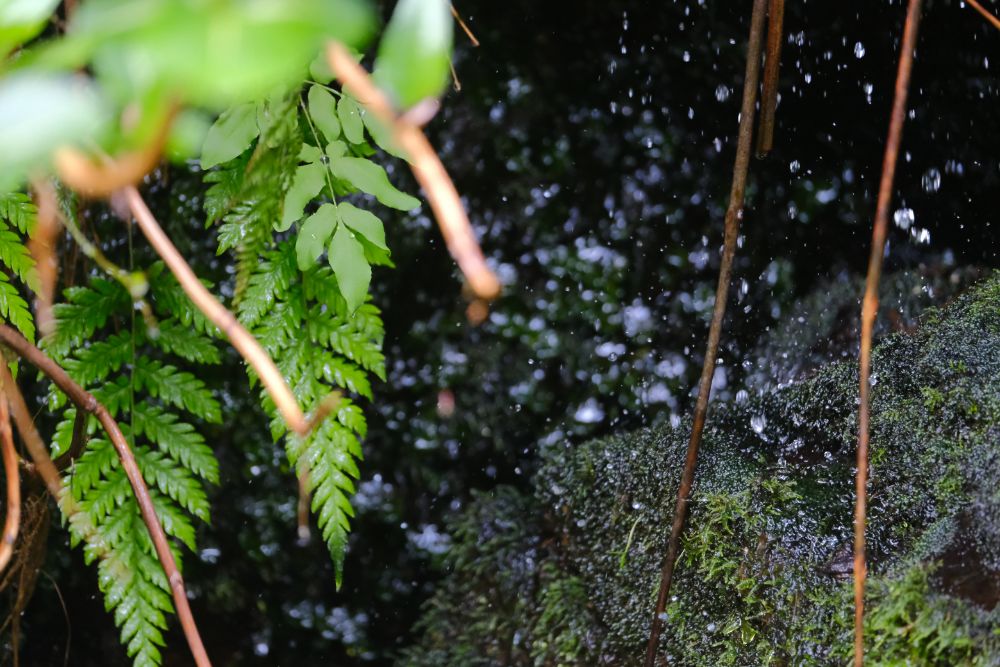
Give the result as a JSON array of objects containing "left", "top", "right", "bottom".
[
  {"left": 643, "top": 0, "right": 768, "bottom": 664},
  {"left": 0, "top": 326, "right": 213, "bottom": 667},
  {"left": 53, "top": 105, "right": 178, "bottom": 199},
  {"left": 756, "top": 0, "right": 785, "bottom": 157},
  {"left": 326, "top": 42, "right": 501, "bottom": 303},
  {"left": 0, "top": 395, "right": 21, "bottom": 574},
  {"left": 854, "top": 1, "right": 922, "bottom": 665},
  {"left": 29, "top": 181, "right": 60, "bottom": 338},
  {"left": 52, "top": 408, "right": 88, "bottom": 470},
  {"left": 119, "top": 186, "right": 309, "bottom": 437},
  {"left": 965, "top": 0, "right": 1000, "bottom": 31},
  {"left": 451, "top": 4, "right": 481, "bottom": 47}
]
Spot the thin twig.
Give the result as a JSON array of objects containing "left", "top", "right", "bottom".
[
  {"left": 119, "top": 186, "right": 310, "bottom": 436},
  {"left": 326, "top": 42, "right": 501, "bottom": 302},
  {"left": 965, "top": 0, "right": 1000, "bottom": 31},
  {"left": 756, "top": 0, "right": 785, "bottom": 157},
  {"left": 643, "top": 0, "right": 768, "bottom": 664},
  {"left": 451, "top": 4, "right": 481, "bottom": 47},
  {"left": 0, "top": 395, "right": 21, "bottom": 574},
  {"left": 54, "top": 105, "right": 178, "bottom": 198},
  {"left": 854, "top": 1, "right": 922, "bottom": 665},
  {"left": 0, "top": 327, "right": 213, "bottom": 667},
  {"left": 29, "top": 181, "right": 60, "bottom": 338}
]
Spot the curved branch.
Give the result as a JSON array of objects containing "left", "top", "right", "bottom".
[
  {"left": 854, "top": 1, "right": 922, "bottom": 665},
  {"left": 326, "top": 42, "right": 502, "bottom": 302},
  {"left": 0, "top": 395, "right": 20, "bottom": 574},
  {"left": 120, "top": 186, "right": 310, "bottom": 436},
  {"left": 643, "top": 0, "right": 768, "bottom": 663},
  {"left": 0, "top": 326, "right": 213, "bottom": 667}
]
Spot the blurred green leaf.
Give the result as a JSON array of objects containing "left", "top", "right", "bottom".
[
  {"left": 200, "top": 102, "right": 259, "bottom": 169},
  {"left": 328, "top": 156, "right": 419, "bottom": 211},
  {"left": 307, "top": 84, "right": 341, "bottom": 141},
  {"left": 0, "top": 72, "right": 108, "bottom": 190},
  {"left": 338, "top": 202, "right": 387, "bottom": 251},
  {"left": 296, "top": 202, "right": 338, "bottom": 270},
  {"left": 280, "top": 161, "right": 327, "bottom": 232},
  {"left": 337, "top": 94, "right": 364, "bottom": 144},
  {"left": 30, "top": 0, "right": 374, "bottom": 108},
  {"left": 328, "top": 222, "right": 370, "bottom": 312},
  {"left": 0, "top": 0, "right": 59, "bottom": 54},
  {"left": 373, "top": 0, "right": 452, "bottom": 109}
]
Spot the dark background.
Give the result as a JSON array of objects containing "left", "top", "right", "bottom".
[{"left": 12, "top": 0, "right": 999, "bottom": 664}]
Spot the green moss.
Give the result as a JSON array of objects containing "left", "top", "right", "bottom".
[{"left": 407, "top": 271, "right": 1000, "bottom": 665}]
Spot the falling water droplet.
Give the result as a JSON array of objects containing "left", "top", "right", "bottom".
[
  {"left": 751, "top": 414, "right": 767, "bottom": 435},
  {"left": 893, "top": 208, "right": 915, "bottom": 231},
  {"left": 854, "top": 42, "right": 866, "bottom": 58},
  {"left": 715, "top": 84, "right": 730, "bottom": 102},
  {"left": 921, "top": 167, "right": 941, "bottom": 193}
]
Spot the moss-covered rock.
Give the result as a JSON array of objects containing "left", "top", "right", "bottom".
[{"left": 403, "top": 271, "right": 1000, "bottom": 666}]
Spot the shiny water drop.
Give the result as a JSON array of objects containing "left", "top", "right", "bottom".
[
  {"left": 854, "top": 42, "right": 865, "bottom": 58},
  {"left": 893, "top": 207, "right": 915, "bottom": 231},
  {"left": 715, "top": 84, "right": 730, "bottom": 102},
  {"left": 921, "top": 167, "right": 941, "bottom": 193},
  {"left": 751, "top": 414, "right": 767, "bottom": 435}
]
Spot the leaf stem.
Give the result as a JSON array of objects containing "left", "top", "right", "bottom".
[
  {"left": 326, "top": 42, "right": 501, "bottom": 302},
  {"left": 854, "top": 1, "right": 922, "bottom": 664},
  {"left": 643, "top": 0, "right": 768, "bottom": 663}
]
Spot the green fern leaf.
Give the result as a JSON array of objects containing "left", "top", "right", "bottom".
[
  {"left": 0, "top": 191, "right": 37, "bottom": 234},
  {"left": 134, "top": 358, "right": 222, "bottom": 423},
  {"left": 0, "top": 271, "right": 34, "bottom": 342}
]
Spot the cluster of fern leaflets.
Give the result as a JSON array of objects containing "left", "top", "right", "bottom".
[
  {"left": 0, "top": 192, "right": 38, "bottom": 341},
  {"left": 43, "top": 265, "right": 222, "bottom": 667},
  {"left": 201, "top": 77, "right": 411, "bottom": 583}
]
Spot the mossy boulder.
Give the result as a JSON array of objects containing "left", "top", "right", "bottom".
[{"left": 403, "top": 271, "right": 1000, "bottom": 666}]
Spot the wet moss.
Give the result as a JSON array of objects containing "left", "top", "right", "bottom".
[{"left": 405, "top": 270, "right": 1000, "bottom": 665}]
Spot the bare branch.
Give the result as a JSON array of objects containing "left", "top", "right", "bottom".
[
  {"left": 29, "top": 181, "right": 60, "bottom": 338},
  {"left": 966, "top": 0, "right": 1000, "bottom": 32},
  {"left": 0, "top": 394, "right": 21, "bottom": 574},
  {"left": 756, "top": 0, "right": 785, "bottom": 157},
  {"left": 120, "top": 186, "right": 310, "bottom": 436},
  {"left": 854, "top": 1, "right": 922, "bottom": 665},
  {"left": 451, "top": 4, "right": 481, "bottom": 47},
  {"left": 644, "top": 0, "right": 768, "bottom": 663},
  {"left": 0, "top": 326, "right": 213, "bottom": 667},
  {"left": 326, "top": 42, "right": 501, "bottom": 303}
]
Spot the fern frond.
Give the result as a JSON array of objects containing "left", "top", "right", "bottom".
[
  {"left": 0, "top": 224, "right": 38, "bottom": 291},
  {"left": 49, "top": 274, "right": 221, "bottom": 667},
  {"left": 147, "top": 319, "right": 221, "bottom": 365},
  {"left": 134, "top": 358, "right": 222, "bottom": 423},
  {"left": 0, "top": 271, "right": 34, "bottom": 342},
  {"left": 45, "top": 279, "right": 130, "bottom": 356},
  {"left": 0, "top": 192, "right": 37, "bottom": 234}
]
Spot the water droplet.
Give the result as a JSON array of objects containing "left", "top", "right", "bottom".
[
  {"left": 789, "top": 160, "right": 801, "bottom": 174},
  {"left": 921, "top": 167, "right": 941, "bottom": 193},
  {"left": 893, "top": 207, "right": 915, "bottom": 231},
  {"left": 715, "top": 84, "right": 730, "bottom": 102},
  {"left": 751, "top": 414, "right": 767, "bottom": 435},
  {"left": 854, "top": 42, "right": 866, "bottom": 58}
]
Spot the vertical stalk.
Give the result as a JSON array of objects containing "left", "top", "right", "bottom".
[
  {"left": 643, "top": 0, "right": 767, "bottom": 663},
  {"left": 756, "top": 0, "right": 785, "bottom": 157},
  {"left": 854, "top": 1, "right": 922, "bottom": 665}
]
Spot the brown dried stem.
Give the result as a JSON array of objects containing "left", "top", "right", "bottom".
[
  {"left": 965, "top": 0, "right": 1000, "bottom": 31},
  {"left": 0, "top": 395, "right": 20, "bottom": 574},
  {"left": 756, "top": 0, "right": 785, "bottom": 156},
  {"left": 326, "top": 42, "right": 501, "bottom": 302},
  {"left": 0, "top": 326, "right": 212, "bottom": 667},
  {"left": 854, "top": 1, "right": 922, "bottom": 665},
  {"left": 643, "top": 0, "right": 768, "bottom": 664},
  {"left": 29, "top": 181, "right": 60, "bottom": 338},
  {"left": 120, "top": 186, "right": 310, "bottom": 436},
  {"left": 451, "top": 4, "right": 481, "bottom": 47}
]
